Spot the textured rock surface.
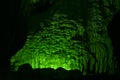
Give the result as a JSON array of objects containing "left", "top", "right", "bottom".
[{"left": 11, "top": 0, "right": 119, "bottom": 75}]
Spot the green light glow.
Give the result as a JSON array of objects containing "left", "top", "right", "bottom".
[
  {"left": 10, "top": 13, "right": 117, "bottom": 75},
  {"left": 11, "top": 14, "right": 86, "bottom": 72}
]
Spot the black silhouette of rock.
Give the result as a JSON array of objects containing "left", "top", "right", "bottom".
[{"left": 107, "top": 10, "right": 120, "bottom": 73}]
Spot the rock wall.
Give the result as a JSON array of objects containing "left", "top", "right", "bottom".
[{"left": 11, "top": 0, "right": 119, "bottom": 75}]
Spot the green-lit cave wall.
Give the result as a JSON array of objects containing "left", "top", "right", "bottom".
[{"left": 10, "top": 0, "right": 120, "bottom": 75}]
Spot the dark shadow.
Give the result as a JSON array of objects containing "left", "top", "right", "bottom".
[
  {"left": 31, "top": 0, "right": 56, "bottom": 15},
  {"left": 8, "top": 65, "right": 120, "bottom": 80},
  {"left": 107, "top": 10, "right": 120, "bottom": 73},
  {"left": 0, "top": 0, "right": 28, "bottom": 79},
  {"left": 18, "top": 63, "right": 33, "bottom": 73}
]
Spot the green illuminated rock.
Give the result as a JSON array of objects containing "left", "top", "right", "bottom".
[{"left": 11, "top": 0, "right": 119, "bottom": 75}]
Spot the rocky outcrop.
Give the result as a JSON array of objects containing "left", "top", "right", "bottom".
[{"left": 11, "top": 0, "right": 119, "bottom": 75}]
